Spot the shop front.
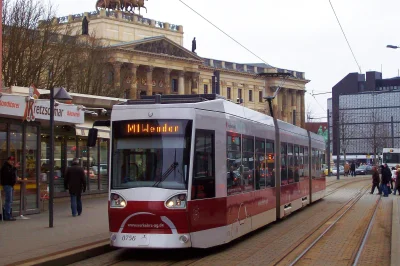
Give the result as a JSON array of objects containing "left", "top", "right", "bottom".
[{"left": 0, "top": 94, "right": 84, "bottom": 215}]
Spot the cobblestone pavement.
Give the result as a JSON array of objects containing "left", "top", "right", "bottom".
[
  {"left": 0, "top": 197, "right": 108, "bottom": 266},
  {"left": 71, "top": 179, "right": 375, "bottom": 266},
  {"left": 357, "top": 197, "right": 392, "bottom": 266},
  {"left": 289, "top": 189, "right": 380, "bottom": 265}
]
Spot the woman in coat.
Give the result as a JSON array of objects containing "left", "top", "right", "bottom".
[
  {"left": 394, "top": 165, "right": 400, "bottom": 195},
  {"left": 371, "top": 166, "right": 381, "bottom": 194}
]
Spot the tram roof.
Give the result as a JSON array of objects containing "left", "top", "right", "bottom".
[{"left": 114, "top": 94, "right": 324, "bottom": 144}]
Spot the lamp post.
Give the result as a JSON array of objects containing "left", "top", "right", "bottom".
[
  {"left": 49, "top": 87, "right": 72, "bottom": 228},
  {"left": 387, "top": 45, "right": 400, "bottom": 49}
]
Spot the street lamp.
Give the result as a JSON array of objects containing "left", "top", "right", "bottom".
[
  {"left": 387, "top": 45, "right": 399, "bottom": 49},
  {"left": 49, "top": 87, "right": 72, "bottom": 228}
]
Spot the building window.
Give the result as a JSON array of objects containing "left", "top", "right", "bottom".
[
  {"left": 259, "top": 91, "right": 263, "bottom": 102},
  {"left": 204, "top": 84, "right": 208, "bottom": 94},
  {"left": 227, "top": 87, "right": 231, "bottom": 99},
  {"left": 249, "top": 90, "right": 253, "bottom": 102},
  {"left": 238, "top": 89, "right": 242, "bottom": 101},
  {"left": 107, "top": 71, "right": 113, "bottom": 85},
  {"left": 172, "top": 79, "right": 178, "bottom": 93}
]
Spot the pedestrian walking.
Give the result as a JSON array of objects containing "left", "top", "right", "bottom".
[
  {"left": 391, "top": 167, "right": 396, "bottom": 190},
  {"left": 0, "top": 156, "right": 20, "bottom": 221},
  {"left": 370, "top": 166, "right": 381, "bottom": 194},
  {"left": 380, "top": 164, "right": 392, "bottom": 197},
  {"left": 350, "top": 161, "right": 356, "bottom": 177},
  {"left": 344, "top": 163, "right": 350, "bottom": 177},
  {"left": 394, "top": 165, "right": 400, "bottom": 196},
  {"left": 64, "top": 158, "right": 86, "bottom": 217}
]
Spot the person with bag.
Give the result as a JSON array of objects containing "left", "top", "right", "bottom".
[
  {"left": 381, "top": 164, "right": 391, "bottom": 197},
  {"left": 394, "top": 165, "right": 400, "bottom": 196},
  {"left": 0, "top": 156, "right": 20, "bottom": 221},
  {"left": 370, "top": 166, "right": 381, "bottom": 195},
  {"left": 64, "top": 158, "right": 86, "bottom": 217}
]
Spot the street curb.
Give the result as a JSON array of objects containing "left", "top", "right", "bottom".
[
  {"left": 8, "top": 239, "right": 115, "bottom": 266},
  {"left": 391, "top": 197, "right": 400, "bottom": 266}
]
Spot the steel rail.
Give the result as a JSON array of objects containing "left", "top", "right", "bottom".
[
  {"left": 287, "top": 185, "right": 371, "bottom": 266},
  {"left": 352, "top": 196, "right": 382, "bottom": 265}
]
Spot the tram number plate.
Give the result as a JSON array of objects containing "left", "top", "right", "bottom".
[
  {"left": 121, "top": 234, "right": 150, "bottom": 246},
  {"left": 121, "top": 235, "right": 136, "bottom": 241}
]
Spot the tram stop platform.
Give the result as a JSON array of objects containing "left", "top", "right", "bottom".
[{"left": 0, "top": 176, "right": 399, "bottom": 266}]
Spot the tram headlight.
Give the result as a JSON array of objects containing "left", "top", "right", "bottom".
[
  {"left": 110, "top": 193, "right": 127, "bottom": 209},
  {"left": 165, "top": 194, "right": 187, "bottom": 209}
]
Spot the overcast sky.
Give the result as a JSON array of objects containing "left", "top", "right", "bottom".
[{"left": 49, "top": 0, "right": 400, "bottom": 120}]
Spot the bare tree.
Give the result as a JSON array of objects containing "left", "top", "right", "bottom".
[
  {"left": 306, "top": 102, "right": 319, "bottom": 122},
  {"left": 338, "top": 109, "right": 358, "bottom": 163},
  {"left": 364, "top": 110, "right": 391, "bottom": 165},
  {"left": 2, "top": 0, "right": 114, "bottom": 97}
]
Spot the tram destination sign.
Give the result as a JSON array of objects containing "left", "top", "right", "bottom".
[{"left": 114, "top": 119, "right": 188, "bottom": 138}]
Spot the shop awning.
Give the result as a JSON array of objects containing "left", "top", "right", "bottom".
[{"left": 75, "top": 121, "right": 110, "bottom": 139}]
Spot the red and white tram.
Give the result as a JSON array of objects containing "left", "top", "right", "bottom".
[{"left": 89, "top": 94, "right": 326, "bottom": 249}]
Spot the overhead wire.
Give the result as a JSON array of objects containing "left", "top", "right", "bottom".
[
  {"left": 177, "top": 0, "right": 270, "bottom": 66},
  {"left": 328, "top": 0, "right": 362, "bottom": 73},
  {"left": 178, "top": 0, "right": 328, "bottom": 116}
]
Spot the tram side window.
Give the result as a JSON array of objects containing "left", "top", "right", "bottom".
[
  {"left": 294, "top": 145, "right": 300, "bottom": 182},
  {"left": 242, "top": 136, "right": 255, "bottom": 192},
  {"left": 281, "top": 143, "right": 288, "bottom": 185},
  {"left": 266, "top": 141, "right": 275, "bottom": 187},
  {"left": 227, "top": 133, "right": 242, "bottom": 195},
  {"left": 255, "top": 139, "right": 266, "bottom": 190},
  {"left": 304, "top": 147, "right": 309, "bottom": 179},
  {"left": 298, "top": 146, "right": 303, "bottom": 181},
  {"left": 312, "top": 148, "right": 317, "bottom": 179},
  {"left": 287, "top": 143, "right": 294, "bottom": 184},
  {"left": 319, "top": 151, "right": 325, "bottom": 177},
  {"left": 192, "top": 130, "right": 215, "bottom": 200}
]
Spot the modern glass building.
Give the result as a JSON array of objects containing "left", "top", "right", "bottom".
[{"left": 330, "top": 71, "right": 400, "bottom": 162}]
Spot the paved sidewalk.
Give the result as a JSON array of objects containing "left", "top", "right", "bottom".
[
  {"left": 0, "top": 196, "right": 109, "bottom": 266},
  {"left": 0, "top": 175, "right": 372, "bottom": 266}
]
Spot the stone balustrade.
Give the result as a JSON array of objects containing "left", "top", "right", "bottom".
[
  {"left": 50, "top": 10, "right": 183, "bottom": 33},
  {"left": 201, "top": 58, "right": 305, "bottom": 79}
]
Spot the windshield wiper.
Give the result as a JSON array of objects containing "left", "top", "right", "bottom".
[
  {"left": 153, "top": 149, "right": 179, "bottom": 187},
  {"left": 152, "top": 162, "right": 179, "bottom": 187}
]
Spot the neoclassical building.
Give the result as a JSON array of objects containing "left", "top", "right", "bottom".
[{"left": 54, "top": 9, "right": 309, "bottom": 127}]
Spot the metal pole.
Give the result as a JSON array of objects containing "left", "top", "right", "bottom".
[
  {"left": 391, "top": 116, "right": 394, "bottom": 147},
  {"left": 49, "top": 87, "right": 54, "bottom": 228},
  {"left": 327, "top": 109, "right": 331, "bottom": 176},
  {"left": 336, "top": 119, "right": 340, "bottom": 180}
]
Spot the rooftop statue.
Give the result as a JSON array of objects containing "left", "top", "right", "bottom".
[{"left": 96, "top": 0, "right": 148, "bottom": 15}]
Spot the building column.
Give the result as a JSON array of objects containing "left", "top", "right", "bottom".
[
  {"left": 300, "top": 91, "right": 305, "bottom": 128},
  {"left": 113, "top": 62, "right": 122, "bottom": 95},
  {"left": 291, "top": 89, "right": 297, "bottom": 125},
  {"left": 129, "top": 64, "right": 138, "bottom": 99},
  {"left": 191, "top": 72, "right": 200, "bottom": 94},
  {"left": 178, "top": 71, "right": 185, "bottom": 95},
  {"left": 146, "top": 66, "right": 154, "bottom": 96},
  {"left": 281, "top": 88, "right": 288, "bottom": 122},
  {"left": 186, "top": 73, "right": 192, "bottom": 95},
  {"left": 164, "top": 68, "right": 172, "bottom": 95},
  {"left": 296, "top": 91, "right": 302, "bottom": 125}
]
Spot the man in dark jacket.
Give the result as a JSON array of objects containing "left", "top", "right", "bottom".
[
  {"left": 350, "top": 162, "right": 356, "bottom": 177},
  {"left": 64, "top": 158, "right": 86, "bottom": 217},
  {"left": 1, "top": 156, "right": 20, "bottom": 221},
  {"left": 381, "top": 164, "right": 391, "bottom": 197}
]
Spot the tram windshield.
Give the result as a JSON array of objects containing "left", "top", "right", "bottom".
[{"left": 111, "top": 120, "right": 192, "bottom": 190}]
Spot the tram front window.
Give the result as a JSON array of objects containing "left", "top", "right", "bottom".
[{"left": 111, "top": 120, "right": 192, "bottom": 190}]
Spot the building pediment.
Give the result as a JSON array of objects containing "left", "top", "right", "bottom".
[{"left": 112, "top": 36, "right": 202, "bottom": 61}]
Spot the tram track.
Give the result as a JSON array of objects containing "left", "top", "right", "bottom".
[
  {"left": 69, "top": 178, "right": 373, "bottom": 266},
  {"left": 273, "top": 184, "right": 381, "bottom": 266}
]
